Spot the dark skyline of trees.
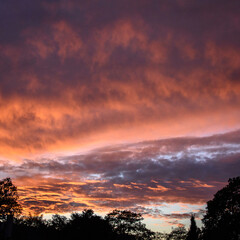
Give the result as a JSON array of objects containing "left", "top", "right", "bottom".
[{"left": 0, "top": 176, "right": 240, "bottom": 240}]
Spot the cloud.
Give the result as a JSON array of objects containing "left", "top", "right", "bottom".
[
  {"left": 0, "top": 129, "right": 239, "bottom": 215},
  {"left": 0, "top": 1, "right": 239, "bottom": 157},
  {"left": 1, "top": 1, "right": 239, "bottom": 233}
]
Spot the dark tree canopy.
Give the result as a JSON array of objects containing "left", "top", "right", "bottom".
[
  {"left": 167, "top": 226, "right": 187, "bottom": 240},
  {"left": 50, "top": 214, "right": 68, "bottom": 231},
  {"left": 202, "top": 176, "right": 240, "bottom": 240},
  {"left": 106, "top": 209, "right": 154, "bottom": 239},
  {"left": 0, "top": 178, "right": 22, "bottom": 219},
  {"left": 186, "top": 215, "right": 199, "bottom": 240},
  {"left": 2, "top": 176, "right": 240, "bottom": 240}
]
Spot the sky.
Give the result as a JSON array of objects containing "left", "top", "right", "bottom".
[{"left": 0, "top": 0, "right": 240, "bottom": 232}]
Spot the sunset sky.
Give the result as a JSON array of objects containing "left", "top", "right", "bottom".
[{"left": 0, "top": 0, "right": 240, "bottom": 232}]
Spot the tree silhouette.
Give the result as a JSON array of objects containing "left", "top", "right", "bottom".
[
  {"left": 106, "top": 209, "right": 154, "bottom": 239},
  {"left": 68, "top": 209, "right": 114, "bottom": 240},
  {"left": 50, "top": 214, "right": 68, "bottom": 231},
  {"left": 202, "top": 176, "right": 240, "bottom": 240},
  {"left": 13, "top": 214, "right": 49, "bottom": 240},
  {"left": 167, "top": 227, "right": 187, "bottom": 240},
  {"left": 152, "top": 232, "right": 169, "bottom": 239},
  {"left": 186, "top": 215, "right": 199, "bottom": 240},
  {"left": 5, "top": 176, "right": 240, "bottom": 240},
  {"left": 0, "top": 178, "right": 22, "bottom": 220}
]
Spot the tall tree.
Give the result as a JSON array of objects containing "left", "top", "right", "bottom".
[
  {"left": 69, "top": 209, "right": 114, "bottom": 240},
  {"left": 106, "top": 209, "right": 153, "bottom": 239},
  {"left": 202, "top": 176, "right": 240, "bottom": 240},
  {"left": 167, "top": 227, "right": 187, "bottom": 240},
  {"left": 0, "top": 177, "right": 22, "bottom": 220},
  {"left": 186, "top": 215, "right": 199, "bottom": 240}
]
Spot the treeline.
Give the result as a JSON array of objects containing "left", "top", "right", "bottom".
[
  {"left": 0, "top": 176, "right": 240, "bottom": 240},
  {"left": 3, "top": 209, "right": 195, "bottom": 240},
  {"left": 11, "top": 209, "right": 153, "bottom": 240}
]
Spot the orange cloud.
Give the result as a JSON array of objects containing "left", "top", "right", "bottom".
[
  {"left": 0, "top": 6, "right": 240, "bottom": 159},
  {"left": 148, "top": 185, "right": 169, "bottom": 192},
  {"left": 0, "top": 129, "right": 237, "bottom": 216},
  {"left": 0, "top": 0, "right": 240, "bottom": 231}
]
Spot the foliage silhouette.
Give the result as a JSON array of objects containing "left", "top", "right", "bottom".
[
  {"left": 106, "top": 209, "right": 154, "bottom": 240},
  {"left": 0, "top": 178, "right": 22, "bottom": 220},
  {"left": 202, "top": 176, "right": 240, "bottom": 240},
  {"left": 13, "top": 214, "right": 49, "bottom": 240},
  {"left": 167, "top": 227, "right": 187, "bottom": 240},
  {"left": 67, "top": 209, "right": 114, "bottom": 240},
  {"left": 186, "top": 215, "right": 199, "bottom": 240},
  {"left": 152, "top": 232, "right": 169, "bottom": 240},
  {"left": 50, "top": 214, "right": 67, "bottom": 231},
  {"left": 11, "top": 209, "right": 156, "bottom": 240},
  {"left": 1, "top": 176, "right": 240, "bottom": 240}
]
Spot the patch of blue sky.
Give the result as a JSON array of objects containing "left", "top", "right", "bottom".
[
  {"left": 143, "top": 202, "right": 205, "bottom": 232},
  {"left": 88, "top": 173, "right": 102, "bottom": 179}
]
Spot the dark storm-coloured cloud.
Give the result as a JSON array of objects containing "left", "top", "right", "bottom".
[
  {"left": 0, "top": 0, "right": 240, "bottom": 155},
  {"left": 162, "top": 210, "right": 204, "bottom": 220},
  {"left": 1, "top": 129, "right": 240, "bottom": 214}
]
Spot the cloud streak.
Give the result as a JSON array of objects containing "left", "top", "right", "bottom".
[{"left": 0, "top": 130, "right": 239, "bottom": 216}]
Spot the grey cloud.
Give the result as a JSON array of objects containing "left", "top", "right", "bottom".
[{"left": 1, "top": 129, "right": 239, "bottom": 213}]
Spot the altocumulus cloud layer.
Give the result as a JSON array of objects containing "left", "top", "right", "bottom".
[
  {"left": 0, "top": 0, "right": 240, "bottom": 157},
  {"left": 1, "top": 130, "right": 239, "bottom": 221}
]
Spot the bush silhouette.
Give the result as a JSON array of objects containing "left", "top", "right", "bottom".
[
  {"left": 202, "top": 176, "right": 240, "bottom": 240},
  {"left": 0, "top": 178, "right": 22, "bottom": 220}
]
